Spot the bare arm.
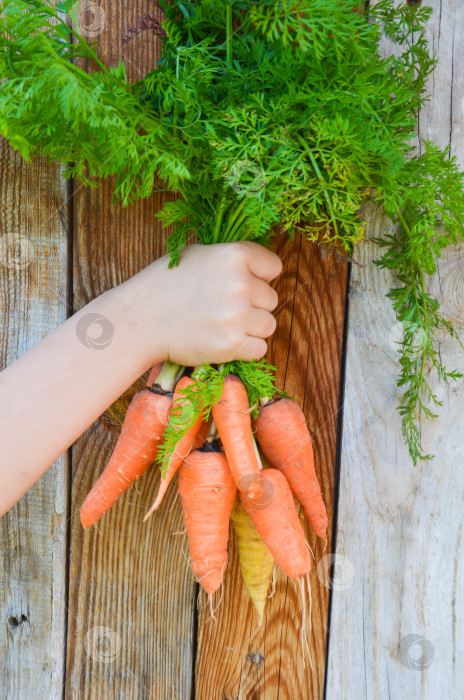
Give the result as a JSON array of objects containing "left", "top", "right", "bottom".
[{"left": 0, "top": 241, "right": 282, "bottom": 517}]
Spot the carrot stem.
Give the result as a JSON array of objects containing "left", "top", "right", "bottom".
[
  {"left": 226, "top": 4, "right": 233, "bottom": 67},
  {"left": 226, "top": 210, "right": 249, "bottom": 242},
  {"left": 213, "top": 197, "right": 227, "bottom": 243},
  {"left": 222, "top": 198, "right": 247, "bottom": 239},
  {"left": 207, "top": 419, "right": 218, "bottom": 440},
  {"left": 252, "top": 434, "right": 263, "bottom": 470},
  {"left": 155, "top": 360, "right": 183, "bottom": 393}
]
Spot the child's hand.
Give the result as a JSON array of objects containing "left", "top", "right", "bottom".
[{"left": 120, "top": 241, "right": 282, "bottom": 367}]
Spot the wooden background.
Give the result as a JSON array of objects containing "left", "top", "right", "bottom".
[{"left": 0, "top": 1, "right": 462, "bottom": 698}]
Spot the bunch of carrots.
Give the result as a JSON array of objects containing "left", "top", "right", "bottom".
[{"left": 80, "top": 359, "right": 328, "bottom": 644}]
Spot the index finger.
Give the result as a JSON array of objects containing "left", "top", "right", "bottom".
[{"left": 240, "top": 241, "right": 283, "bottom": 283}]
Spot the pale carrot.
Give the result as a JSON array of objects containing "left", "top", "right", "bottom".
[
  {"left": 254, "top": 397, "right": 328, "bottom": 539},
  {"left": 231, "top": 498, "right": 275, "bottom": 626}
]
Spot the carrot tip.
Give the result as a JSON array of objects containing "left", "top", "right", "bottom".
[
  {"left": 143, "top": 494, "right": 162, "bottom": 521},
  {"left": 80, "top": 508, "right": 93, "bottom": 530}
]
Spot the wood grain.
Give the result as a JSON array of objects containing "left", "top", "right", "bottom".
[
  {"left": 0, "top": 145, "right": 70, "bottom": 698},
  {"left": 64, "top": 3, "right": 196, "bottom": 698},
  {"left": 326, "top": 2, "right": 464, "bottom": 698},
  {"left": 195, "top": 233, "right": 348, "bottom": 699},
  {"left": 1, "top": 2, "right": 348, "bottom": 696}
]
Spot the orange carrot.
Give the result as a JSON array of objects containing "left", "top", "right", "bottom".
[
  {"left": 254, "top": 397, "right": 328, "bottom": 539},
  {"left": 143, "top": 375, "right": 204, "bottom": 520},
  {"left": 212, "top": 375, "right": 263, "bottom": 500},
  {"left": 192, "top": 420, "right": 211, "bottom": 450},
  {"left": 80, "top": 386, "right": 172, "bottom": 529},
  {"left": 240, "top": 468, "right": 311, "bottom": 579},
  {"left": 178, "top": 442, "right": 237, "bottom": 613}
]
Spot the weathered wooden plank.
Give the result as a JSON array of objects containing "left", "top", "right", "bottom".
[
  {"left": 65, "top": 3, "right": 196, "bottom": 698},
  {"left": 326, "top": 2, "right": 464, "bottom": 698},
  {"left": 0, "top": 146, "right": 70, "bottom": 696},
  {"left": 195, "top": 233, "right": 348, "bottom": 699}
]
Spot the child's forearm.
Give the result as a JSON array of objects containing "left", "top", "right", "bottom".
[
  {"left": 0, "top": 241, "right": 282, "bottom": 517},
  {"left": 0, "top": 276, "right": 162, "bottom": 517}
]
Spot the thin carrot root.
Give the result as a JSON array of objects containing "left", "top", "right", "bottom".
[
  {"left": 303, "top": 537, "right": 315, "bottom": 561},
  {"left": 307, "top": 573, "right": 312, "bottom": 639},
  {"left": 168, "top": 489, "right": 180, "bottom": 513},
  {"left": 298, "top": 574, "right": 313, "bottom": 673},
  {"left": 268, "top": 565, "right": 277, "bottom": 599},
  {"left": 208, "top": 593, "right": 216, "bottom": 621},
  {"left": 215, "top": 400, "right": 257, "bottom": 415},
  {"left": 212, "top": 572, "right": 226, "bottom": 617}
]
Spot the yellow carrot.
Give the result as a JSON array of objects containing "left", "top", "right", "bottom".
[{"left": 231, "top": 498, "right": 275, "bottom": 626}]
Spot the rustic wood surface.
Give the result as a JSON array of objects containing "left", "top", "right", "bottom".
[
  {"left": 0, "top": 1, "right": 347, "bottom": 695},
  {"left": 0, "top": 146, "right": 70, "bottom": 698},
  {"left": 326, "top": 2, "right": 464, "bottom": 699},
  {"left": 61, "top": 2, "right": 348, "bottom": 696},
  {"left": 64, "top": 3, "right": 198, "bottom": 699},
  {"left": 57, "top": 2, "right": 347, "bottom": 697},
  {"left": 3, "top": 0, "right": 461, "bottom": 698},
  {"left": 195, "top": 234, "right": 347, "bottom": 699}
]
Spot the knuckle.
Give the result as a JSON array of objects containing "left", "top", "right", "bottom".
[
  {"left": 254, "top": 339, "right": 268, "bottom": 359},
  {"left": 269, "top": 287, "right": 279, "bottom": 309},
  {"left": 221, "top": 330, "right": 243, "bottom": 354},
  {"left": 268, "top": 250, "right": 283, "bottom": 272},
  {"left": 222, "top": 304, "right": 244, "bottom": 326},
  {"left": 230, "top": 241, "right": 248, "bottom": 263},
  {"left": 232, "top": 278, "right": 250, "bottom": 298},
  {"left": 231, "top": 332, "right": 246, "bottom": 354},
  {"left": 254, "top": 311, "right": 276, "bottom": 337},
  {"left": 265, "top": 313, "right": 277, "bottom": 336}
]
